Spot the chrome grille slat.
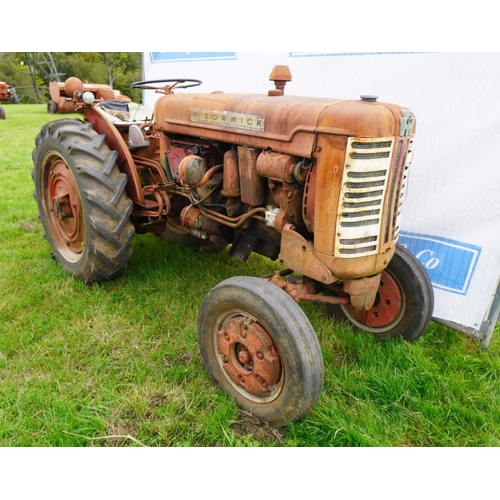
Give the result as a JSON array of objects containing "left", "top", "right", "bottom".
[
  {"left": 347, "top": 169, "right": 386, "bottom": 178},
  {"left": 341, "top": 219, "right": 379, "bottom": 227},
  {"left": 340, "top": 236, "right": 378, "bottom": 245},
  {"left": 346, "top": 180, "right": 386, "bottom": 188},
  {"left": 345, "top": 190, "right": 384, "bottom": 199},
  {"left": 343, "top": 200, "right": 381, "bottom": 209},
  {"left": 351, "top": 140, "right": 392, "bottom": 149},
  {"left": 350, "top": 152, "right": 391, "bottom": 159}
]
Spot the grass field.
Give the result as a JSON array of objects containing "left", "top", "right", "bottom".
[{"left": 1, "top": 104, "right": 499, "bottom": 447}]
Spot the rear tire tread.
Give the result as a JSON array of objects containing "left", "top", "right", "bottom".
[{"left": 32, "top": 119, "right": 135, "bottom": 283}]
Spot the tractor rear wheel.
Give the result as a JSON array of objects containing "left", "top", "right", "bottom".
[
  {"left": 198, "top": 276, "right": 324, "bottom": 426},
  {"left": 327, "top": 244, "right": 434, "bottom": 341},
  {"left": 47, "top": 100, "right": 58, "bottom": 114},
  {"left": 32, "top": 119, "right": 135, "bottom": 283}
]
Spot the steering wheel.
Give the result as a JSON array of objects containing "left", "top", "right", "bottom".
[{"left": 132, "top": 78, "right": 202, "bottom": 94}]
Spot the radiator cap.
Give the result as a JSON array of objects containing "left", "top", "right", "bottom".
[{"left": 360, "top": 95, "right": 379, "bottom": 102}]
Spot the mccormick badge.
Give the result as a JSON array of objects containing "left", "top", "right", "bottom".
[{"left": 190, "top": 108, "right": 265, "bottom": 132}]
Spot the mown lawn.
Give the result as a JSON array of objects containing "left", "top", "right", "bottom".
[{"left": 1, "top": 104, "right": 499, "bottom": 448}]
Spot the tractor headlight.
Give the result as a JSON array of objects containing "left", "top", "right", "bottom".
[{"left": 82, "top": 92, "right": 95, "bottom": 105}]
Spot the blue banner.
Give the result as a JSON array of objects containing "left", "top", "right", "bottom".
[
  {"left": 398, "top": 231, "right": 482, "bottom": 295},
  {"left": 150, "top": 52, "right": 237, "bottom": 63}
]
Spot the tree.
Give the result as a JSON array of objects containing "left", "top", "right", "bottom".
[
  {"left": 100, "top": 53, "right": 138, "bottom": 87},
  {"left": 99, "top": 53, "right": 142, "bottom": 102}
]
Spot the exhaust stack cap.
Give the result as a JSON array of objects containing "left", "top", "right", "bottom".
[{"left": 269, "top": 65, "right": 292, "bottom": 96}]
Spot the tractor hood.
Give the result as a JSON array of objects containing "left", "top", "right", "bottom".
[{"left": 153, "top": 92, "right": 414, "bottom": 157}]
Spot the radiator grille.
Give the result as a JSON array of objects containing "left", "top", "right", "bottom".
[{"left": 335, "top": 137, "right": 394, "bottom": 257}]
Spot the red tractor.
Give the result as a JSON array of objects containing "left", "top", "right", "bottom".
[
  {"left": 47, "top": 78, "right": 131, "bottom": 114},
  {"left": 0, "top": 81, "right": 19, "bottom": 104},
  {"left": 32, "top": 68, "right": 433, "bottom": 426}
]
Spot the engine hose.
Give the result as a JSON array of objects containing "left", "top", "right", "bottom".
[{"left": 198, "top": 205, "right": 266, "bottom": 228}]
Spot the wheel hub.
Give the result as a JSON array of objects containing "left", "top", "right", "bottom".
[
  {"left": 344, "top": 271, "right": 403, "bottom": 329},
  {"left": 53, "top": 193, "right": 72, "bottom": 220},
  {"left": 217, "top": 315, "right": 281, "bottom": 397},
  {"left": 47, "top": 159, "right": 84, "bottom": 254}
]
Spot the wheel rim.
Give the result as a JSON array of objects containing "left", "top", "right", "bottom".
[
  {"left": 341, "top": 270, "right": 405, "bottom": 333},
  {"left": 42, "top": 153, "right": 85, "bottom": 262},
  {"left": 214, "top": 309, "right": 283, "bottom": 403}
]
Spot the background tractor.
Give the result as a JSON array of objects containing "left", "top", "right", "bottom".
[
  {"left": 47, "top": 77, "right": 131, "bottom": 114},
  {"left": 0, "top": 81, "right": 19, "bottom": 104},
  {"left": 32, "top": 68, "right": 434, "bottom": 426}
]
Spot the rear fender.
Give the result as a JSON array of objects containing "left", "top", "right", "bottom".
[{"left": 84, "top": 107, "right": 145, "bottom": 205}]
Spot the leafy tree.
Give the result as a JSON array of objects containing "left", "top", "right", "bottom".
[
  {"left": 100, "top": 53, "right": 137, "bottom": 87},
  {"left": 100, "top": 52, "right": 142, "bottom": 102}
]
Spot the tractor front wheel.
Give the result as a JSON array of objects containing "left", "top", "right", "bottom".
[
  {"left": 327, "top": 244, "right": 434, "bottom": 341},
  {"left": 32, "top": 119, "right": 135, "bottom": 283},
  {"left": 198, "top": 276, "right": 324, "bottom": 426}
]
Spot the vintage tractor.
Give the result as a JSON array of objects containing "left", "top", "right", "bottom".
[
  {"left": 0, "top": 81, "right": 19, "bottom": 104},
  {"left": 47, "top": 78, "right": 131, "bottom": 114},
  {"left": 32, "top": 68, "right": 434, "bottom": 426}
]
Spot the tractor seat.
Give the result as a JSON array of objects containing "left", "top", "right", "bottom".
[{"left": 95, "top": 101, "right": 153, "bottom": 125}]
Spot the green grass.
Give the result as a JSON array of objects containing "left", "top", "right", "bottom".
[{"left": 1, "top": 104, "right": 499, "bottom": 447}]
